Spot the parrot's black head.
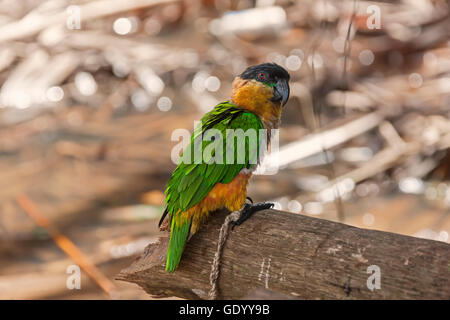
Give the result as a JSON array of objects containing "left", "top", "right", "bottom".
[{"left": 240, "top": 63, "right": 290, "bottom": 107}]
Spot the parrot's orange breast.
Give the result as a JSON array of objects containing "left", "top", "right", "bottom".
[{"left": 186, "top": 172, "right": 251, "bottom": 234}]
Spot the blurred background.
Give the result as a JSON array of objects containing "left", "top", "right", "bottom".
[{"left": 0, "top": 0, "right": 449, "bottom": 299}]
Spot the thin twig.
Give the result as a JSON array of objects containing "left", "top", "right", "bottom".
[{"left": 15, "top": 194, "right": 117, "bottom": 297}]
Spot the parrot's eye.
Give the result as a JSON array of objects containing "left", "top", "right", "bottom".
[{"left": 257, "top": 72, "right": 267, "bottom": 81}]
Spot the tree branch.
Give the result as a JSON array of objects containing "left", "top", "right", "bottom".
[{"left": 117, "top": 209, "right": 450, "bottom": 299}]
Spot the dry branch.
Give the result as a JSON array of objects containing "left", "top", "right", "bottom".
[
  {"left": 16, "top": 194, "right": 117, "bottom": 296},
  {"left": 117, "top": 209, "right": 450, "bottom": 300},
  {"left": 263, "top": 112, "right": 384, "bottom": 169},
  {"left": 0, "top": 0, "right": 177, "bottom": 42}
]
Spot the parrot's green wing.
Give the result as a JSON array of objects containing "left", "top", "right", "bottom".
[
  {"left": 165, "top": 101, "right": 264, "bottom": 216},
  {"left": 163, "top": 101, "right": 264, "bottom": 272}
]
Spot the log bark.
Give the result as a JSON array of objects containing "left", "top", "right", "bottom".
[{"left": 116, "top": 209, "right": 450, "bottom": 300}]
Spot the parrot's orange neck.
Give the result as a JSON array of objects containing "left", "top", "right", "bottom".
[{"left": 230, "top": 77, "right": 282, "bottom": 130}]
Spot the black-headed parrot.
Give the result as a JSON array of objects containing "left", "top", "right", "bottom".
[{"left": 159, "top": 63, "right": 290, "bottom": 272}]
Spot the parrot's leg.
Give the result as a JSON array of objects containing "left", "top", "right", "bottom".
[
  {"left": 246, "top": 196, "right": 254, "bottom": 204},
  {"left": 232, "top": 202, "right": 274, "bottom": 229}
]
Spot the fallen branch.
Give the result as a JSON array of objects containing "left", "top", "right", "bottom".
[
  {"left": 117, "top": 209, "right": 450, "bottom": 299},
  {"left": 16, "top": 194, "right": 117, "bottom": 297},
  {"left": 0, "top": 0, "right": 177, "bottom": 42},
  {"left": 262, "top": 112, "right": 384, "bottom": 169}
]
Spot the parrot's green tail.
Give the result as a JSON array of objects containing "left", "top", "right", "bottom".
[{"left": 166, "top": 217, "right": 191, "bottom": 272}]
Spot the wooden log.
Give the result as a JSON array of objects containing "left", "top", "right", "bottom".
[
  {"left": 116, "top": 209, "right": 450, "bottom": 300},
  {"left": 242, "top": 288, "right": 300, "bottom": 300}
]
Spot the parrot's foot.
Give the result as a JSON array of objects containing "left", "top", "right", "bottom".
[{"left": 232, "top": 202, "right": 274, "bottom": 230}]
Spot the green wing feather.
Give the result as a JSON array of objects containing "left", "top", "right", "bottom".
[{"left": 164, "top": 101, "right": 264, "bottom": 272}]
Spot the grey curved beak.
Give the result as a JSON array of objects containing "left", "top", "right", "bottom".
[{"left": 270, "top": 79, "right": 290, "bottom": 107}]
